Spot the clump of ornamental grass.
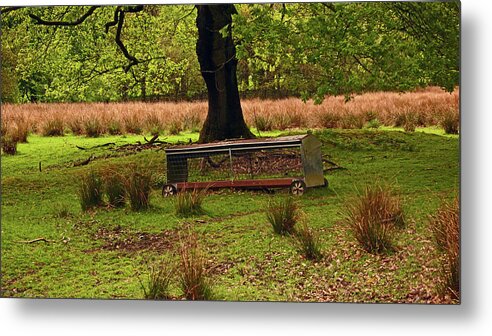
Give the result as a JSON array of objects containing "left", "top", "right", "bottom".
[
  {"left": 294, "top": 219, "right": 322, "bottom": 261},
  {"left": 266, "top": 196, "right": 299, "bottom": 235},
  {"left": 253, "top": 114, "right": 273, "bottom": 132},
  {"left": 178, "top": 229, "right": 213, "bottom": 300},
  {"left": 84, "top": 118, "right": 104, "bottom": 138},
  {"left": 145, "top": 114, "right": 165, "bottom": 136},
  {"left": 318, "top": 111, "right": 341, "bottom": 128},
  {"left": 182, "top": 113, "right": 202, "bottom": 133},
  {"left": 272, "top": 113, "right": 291, "bottom": 130},
  {"left": 167, "top": 119, "right": 183, "bottom": 135},
  {"left": 78, "top": 170, "right": 104, "bottom": 211},
  {"left": 123, "top": 115, "right": 143, "bottom": 134},
  {"left": 340, "top": 113, "right": 364, "bottom": 129},
  {"left": 53, "top": 202, "right": 72, "bottom": 218},
  {"left": 42, "top": 118, "right": 65, "bottom": 136},
  {"left": 342, "top": 184, "right": 405, "bottom": 254},
  {"left": 103, "top": 173, "right": 126, "bottom": 208},
  {"left": 11, "top": 121, "right": 29, "bottom": 143},
  {"left": 67, "top": 118, "right": 84, "bottom": 135},
  {"left": 430, "top": 197, "right": 460, "bottom": 301},
  {"left": 107, "top": 120, "right": 123, "bottom": 135},
  {"left": 365, "top": 118, "right": 381, "bottom": 129},
  {"left": 440, "top": 109, "right": 459, "bottom": 134},
  {"left": 124, "top": 165, "right": 152, "bottom": 211},
  {"left": 403, "top": 113, "right": 417, "bottom": 133},
  {"left": 141, "top": 257, "right": 175, "bottom": 300},
  {"left": 175, "top": 189, "right": 205, "bottom": 217},
  {"left": 1, "top": 136, "right": 17, "bottom": 155}
]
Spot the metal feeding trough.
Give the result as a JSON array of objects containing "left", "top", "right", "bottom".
[{"left": 162, "top": 133, "right": 327, "bottom": 197}]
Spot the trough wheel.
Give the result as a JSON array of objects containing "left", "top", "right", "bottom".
[
  {"left": 323, "top": 178, "right": 329, "bottom": 187},
  {"left": 162, "top": 184, "right": 177, "bottom": 197},
  {"left": 290, "top": 180, "right": 306, "bottom": 196}
]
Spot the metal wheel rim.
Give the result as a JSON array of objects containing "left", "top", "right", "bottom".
[
  {"left": 163, "top": 186, "right": 175, "bottom": 197},
  {"left": 291, "top": 182, "right": 304, "bottom": 195}
]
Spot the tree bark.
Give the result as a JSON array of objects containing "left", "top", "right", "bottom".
[{"left": 196, "top": 5, "right": 255, "bottom": 143}]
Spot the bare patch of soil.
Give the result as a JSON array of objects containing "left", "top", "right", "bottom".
[{"left": 87, "top": 226, "right": 180, "bottom": 253}]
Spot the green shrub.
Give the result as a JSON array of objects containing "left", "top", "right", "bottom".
[
  {"left": 365, "top": 118, "right": 381, "bottom": 129},
  {"left": 295, "top": 221, "right": 322, "bottom": 261},
  {"left": 178, "top": 230, "right": 212, "bottom": 300},
  {"left": 42, "top": 118, "right": 65, "bottom": 136},
  {"left": 266, "top": 196, "right": 299, "bottom": 235},
  {"left": 342, "top": 184, "right": 404, "bottom": 254},
  {"left": 430, "top": 198, "right": 460, "bottom": 301},
  {"left": 79, "top": 170, "right": 104, "bottom": 211},
  {"left": 142, "top": 258, "right": 175, "bottom": 300},
  {"left": 175, "top": 189, "right": 205, "bottom": 217}
]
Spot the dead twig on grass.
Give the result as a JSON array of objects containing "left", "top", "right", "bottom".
[
  {"left": 75, "top": 142, "right": 116, "bottom": 150},
  {"left": 15, "top": 237, "right": 56, "bottom": 244}
]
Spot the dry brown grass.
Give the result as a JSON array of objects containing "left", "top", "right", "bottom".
[
  {"left": 1, "top": 87, "right": 459, "bottom": 136},
  {"left": 430, "top": 197, "right": 460, "bottom": 301},
  {"left": 342, "top": 184, "right": 404, "bottom": 254}
]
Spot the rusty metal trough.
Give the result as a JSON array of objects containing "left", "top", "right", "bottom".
[{"left": 162, "top": 134, "right": 326, "bottom": 196}]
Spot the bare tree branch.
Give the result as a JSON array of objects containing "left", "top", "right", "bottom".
[
  {"left": 0, "top": 6, "right": 25, "bottom": 15},
  {"left": 29, "top": 6, "right": 100, "bottom": 26}
]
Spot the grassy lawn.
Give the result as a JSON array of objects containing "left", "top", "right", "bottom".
[{"left": 0, "top": 127, "right": 459, "bottom": 302}]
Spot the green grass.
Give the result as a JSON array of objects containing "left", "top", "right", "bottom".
[{"left": 1, "top": 128, "right": 459, "bottom": 302}]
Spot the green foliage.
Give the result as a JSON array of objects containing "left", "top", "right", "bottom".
[
  {"left": 365, "top": 118, "right": 381, "bottom": 129},
  {"left": 1, "top": 3, "right": 459, "bottom": 104}
]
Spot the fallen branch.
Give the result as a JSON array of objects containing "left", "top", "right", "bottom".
[
  {"left": 73, "top": 155, "right": 94, "bottom": 167},
  {"left": 323, "top": 166, "right": 347, "bottom": 172},
  {"left": 144, "top": 134, "right": 159, "bottom": 144},
  {"left": 75, "top": 142, "right": 116, "bottom": 150},
  {"left": 15, "top": 237, "right": 56, "bottom": 244}
]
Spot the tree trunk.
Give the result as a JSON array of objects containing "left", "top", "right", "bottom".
[{"left": 196, "top": 5, "right": 255, "bottom": 143}]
